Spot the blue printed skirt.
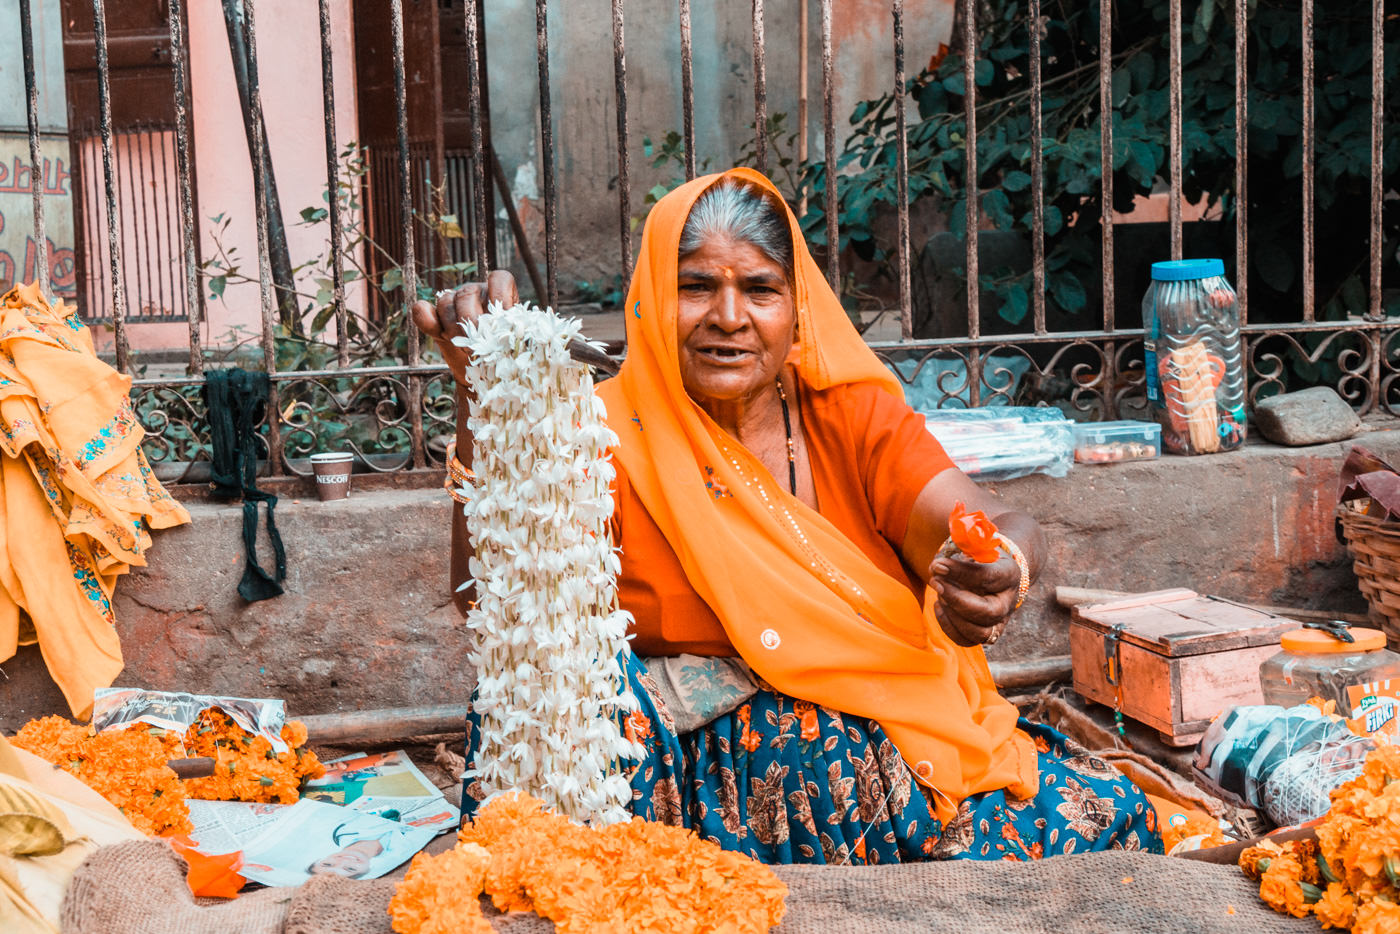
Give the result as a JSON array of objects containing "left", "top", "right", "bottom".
[{"left": 463, "top": 652, "right": 1162, "bottom": 864}]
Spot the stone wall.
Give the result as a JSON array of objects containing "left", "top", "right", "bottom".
[{"left": 4, "top": 429, "right": 1396, "bottom": 731}]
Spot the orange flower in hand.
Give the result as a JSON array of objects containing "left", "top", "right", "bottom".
[{"left": 948, "top": 501, "right": 1001, "bottom": 564}]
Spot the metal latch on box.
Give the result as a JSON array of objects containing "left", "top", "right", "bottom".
[
  {"left": 1103, "top": 623, "right": 1127, "bottom": 736},
  {"left": 1103, "top": 622, "right": 1126, "bottom": 684}
]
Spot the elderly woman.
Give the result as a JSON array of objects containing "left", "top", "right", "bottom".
[{"left": 413, "top": 168, "right": 1159, "bottom": 863}]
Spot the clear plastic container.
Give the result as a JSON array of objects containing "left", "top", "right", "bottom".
[
  {"left": 1072, "top": 420, "right": 1161, "bottom": 465},
  {"left": 1142, "top": 259, "right": 1247, "bottom": 455},
  {"left": 1259, "top": 627, "right": 1400, "bottom": 738}
]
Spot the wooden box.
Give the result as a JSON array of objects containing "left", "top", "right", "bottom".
[{"left": 1069, "top": 589, "right": 1300, "bottom": 746}]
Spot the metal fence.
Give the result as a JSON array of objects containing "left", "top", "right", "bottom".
[{"left": 9, "top": 0, "right": 1395, "bottom": 481}]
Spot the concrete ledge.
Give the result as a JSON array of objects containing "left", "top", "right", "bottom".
[{"left": 4, "top": 427, "right": 1397, "bottom": 731}]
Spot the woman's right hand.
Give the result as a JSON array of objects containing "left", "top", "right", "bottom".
[{"left": 410, "top": 269, "right": 519, "bottom": 386}]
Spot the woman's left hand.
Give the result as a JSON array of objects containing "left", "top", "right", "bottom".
[{"left": 929, "top": 554, "right": 1022, "bottom": 647}]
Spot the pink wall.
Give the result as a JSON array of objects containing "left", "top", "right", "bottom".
[{"left": 99, "top": 0, "right": 360, "bottom": 356}]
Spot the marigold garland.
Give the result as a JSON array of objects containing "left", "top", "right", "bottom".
[
  {"left": 10, "top": 708, "right": 324, "bottom": 836},
  {"left": 389, "top": 792, "right": 787, "bottom": 934},
  {"left": 12, "top": 715, "right": 192, "bottom": 836},
  {"left": 1241, "top": 744, "right": 1400, "bottom": 933},
  {"left": 390, "top": 843, "right": 494, "bottom": 934}
]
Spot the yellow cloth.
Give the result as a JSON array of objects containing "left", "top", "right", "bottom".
[
  {"left": 597, "top": 168, "right": 1037, "bottom": 822},
  {"left": 0, "top": 282, "right": 190, "bottom": 718},
  {"left": 0, "top": 734, "right": 141, "bottom": 934}
]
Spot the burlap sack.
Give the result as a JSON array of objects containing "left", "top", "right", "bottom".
[
  {"left": 59, "top": 840, "right": 293, "bottom": 934},
  {"left": 62, "top": 839, "right": 1314, "bottom": 934}
]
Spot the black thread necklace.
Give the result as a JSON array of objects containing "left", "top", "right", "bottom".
[{"left": 774, "top": 378, "right": 797, "bottom": 496}]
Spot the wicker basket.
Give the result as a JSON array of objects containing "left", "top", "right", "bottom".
[{"left": 1338, "top": 497, "right": 1400, "bottom": 649}]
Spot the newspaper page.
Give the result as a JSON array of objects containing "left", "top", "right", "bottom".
[
  {"left": 185, "top": 800, "right": 287, "bottom": 856},
  {"left": 91, "top": 687, "right": 290, "bottom": 754},
  {"left": 187, "top": 799, "right": 436, "bottom": 887},
  {"left": 302, "top": 750, "right": 458, "bottom": 833}
]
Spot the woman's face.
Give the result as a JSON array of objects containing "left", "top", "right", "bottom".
[
  {"left": 309, "top": 840, "right": 380, "bottom": 878},
  {"left": 676, "top": 235, "right": 795, "bottom": 408}
]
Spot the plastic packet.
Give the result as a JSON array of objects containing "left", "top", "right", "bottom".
[
  {"left": 922, "top": 406, "right": 1073, "bottom": 481},
  {"left": 1193, "top": 703, "right": 1371, "bottom": 826}
]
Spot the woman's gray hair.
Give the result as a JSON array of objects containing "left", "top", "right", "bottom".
[{"left": 679, "top": 180, "right": 794, "bottom": 279}]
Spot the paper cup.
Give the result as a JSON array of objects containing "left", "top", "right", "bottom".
[{"left": 310, "top": 452, "right": 354, "bottom": 501}]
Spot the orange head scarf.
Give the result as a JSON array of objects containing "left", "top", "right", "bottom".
[{"left": 597, "top": 168, "right": 1036, "bottom": 820}]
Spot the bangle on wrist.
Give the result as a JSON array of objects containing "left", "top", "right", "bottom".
[
  {"left": 995, "top": 533, "right": 1031, "bottom": 611},
  {"left": 444, "top": 440, "right": 476, "bottom": 505}
]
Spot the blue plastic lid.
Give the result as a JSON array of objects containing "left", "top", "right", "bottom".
[{"left": 1151, "top": 258, "right": 1225, "bottom": 281}]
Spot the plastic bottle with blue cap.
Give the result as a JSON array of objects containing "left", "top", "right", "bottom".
[{"left": 1141, "top": 258, "right": 1246, "bottom": 454}]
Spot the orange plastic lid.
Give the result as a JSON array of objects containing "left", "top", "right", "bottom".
[{"left": 1280, "top": 627, "right": 1386, "bottom": 654}]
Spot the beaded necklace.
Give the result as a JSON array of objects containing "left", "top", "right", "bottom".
[{"left": 774, "top": 378, "right": 797, "bottom": 496}]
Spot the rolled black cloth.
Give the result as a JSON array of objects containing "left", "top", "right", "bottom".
[{"left": 202, "top": 368, "right": 286, "bottom": 602}]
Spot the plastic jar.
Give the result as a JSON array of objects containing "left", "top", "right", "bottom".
[
  {"left": 1258, "top": 627, "right": 1400, "bottom": 738},
  {"left": 1142, "top": 259, "right": 1246, "bottom": 455}
]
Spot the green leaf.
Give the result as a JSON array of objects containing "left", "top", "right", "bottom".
[
  {"left": 1044, "top": 205, "right": 1064, "bottom": 236},
  {"left": 209, "top": 275, "right": 227, "bottom": 299},
  {"left": 1128, "top": 54, "right": 1155, "bottom": 92},
  {"left": 300, "top": 206, "right": 328, "bottom": 223},
  {"left": 1051, "top": 271, "right": 1087, "bottom": 312},
  {"left": 1129, "top": 140, "right": 1159, "bottom": 179},
  {"left": 975, "top": 59, "right": 994, "bottom": 87},
  {"left": 982, "top": 190, "right": 1015, "bottom": 229},
  {"left": 381, "top": 267, "right": 404, "bottom": 294},
  {"left": 310, "top": 303, "right": 337, "bottom": 333},
  {"left": 1111, "top": 69, "right": 1132, "bottom": 107},
  {"left": 1002, "top": 283, "right": 1030, "bottom": 324},
  {"left": 1002, "top": 170, "right": 1032, "bottom": 192}
]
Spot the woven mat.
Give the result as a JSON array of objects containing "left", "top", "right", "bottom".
[{"left": 60, "top": 839, "right": 1314, "bottom": 934}]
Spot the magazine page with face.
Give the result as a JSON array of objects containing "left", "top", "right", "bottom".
[{"left": 233, "top": 799, "right": 436, "bottom": 887}]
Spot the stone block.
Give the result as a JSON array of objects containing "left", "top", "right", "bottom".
[{"left": 1254, "top": 387, "right": 1361, "bottom": 446}]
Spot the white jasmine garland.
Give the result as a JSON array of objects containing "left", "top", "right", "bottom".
[{"left": 452, "top": 301, "right": 642, "bottom": 825}]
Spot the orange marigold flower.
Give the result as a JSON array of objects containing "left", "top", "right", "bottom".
[
  {"left": 281, "top": 719, "right": 309, "bottom": 748},
  {"left": 1258, "top": 853, "right": 1311, "bottom": 919},
  {"left": 1314, "top": 883, "right": 1358, "bottom": 931},
  {"left": 740, "top": 727, "right": 764, "bottom": 753},
  {"left": 1239, "top": 841, "right": 1282, "bottom": 881},
  {"left": 1356, "top": 898, "right": 1400, "bottom": 934},
  {"left": 389, "top": 842, "right": 493, "bottom": 934}
]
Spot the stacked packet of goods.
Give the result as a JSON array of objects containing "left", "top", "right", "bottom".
[{"left": 922, "top": 407, "right": 1074, "bottom": 481}]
